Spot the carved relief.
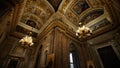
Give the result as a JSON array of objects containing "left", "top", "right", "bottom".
[
  {"left": 87, "top": 0, "right": 101, "bottom": 7},
  {"left": 33, "top": 8, "right": 42, "bottom": 17},
  {"left": 21, "top": 0, "right": 54, "bottom": 24},
  {"left": 40, "top": 12, "right": 47, "bottom": 23},
  {"left": 46, "top": 8, "right": 52, "bottom": 16},
  {"left": 26, "top": 5, "right": 35, "bottom": 13},
  {"left": 65, "top": 10, "right": 79, "bottom": 26},
  {"left": 60, "top": 0, "right": 71, "bottom": 13}
]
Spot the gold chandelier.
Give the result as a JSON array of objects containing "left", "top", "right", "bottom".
[
  {"left": 19, "top": 32, "right": 34, "bottom": 47},
  {"left": 76, "top": 22, "right": 92, "bottom": 38}
]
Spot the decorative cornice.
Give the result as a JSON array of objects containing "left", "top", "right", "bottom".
[{"left": 37, "top": 19, "right": 80, "bottom": 43}]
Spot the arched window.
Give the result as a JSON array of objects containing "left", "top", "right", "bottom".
[
  {"left": 69, "top": 44, "right": 81, "bottom": 68},
  {"left": 70, "top": 52, "right": 74, "bottom": 68}
]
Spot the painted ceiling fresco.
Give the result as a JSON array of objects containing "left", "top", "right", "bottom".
[
  {"left": 90, "top": 18, "right": 110, "bottom": 31},
  {"left": 80, "top": 9, "right": 104, "bottom": 24},
  {"left": 72, "top": 0, "right": 89, "bottom": 15}
]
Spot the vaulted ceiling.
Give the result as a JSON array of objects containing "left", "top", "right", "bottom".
[{"left": 0, "top": 0, "right": 118, "bottom": 41}]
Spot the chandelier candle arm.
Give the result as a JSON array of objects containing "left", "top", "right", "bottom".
[
  {"left": 76, "top": 22, "right": 92, "bottom": 38},
  {"left": 19, "top": 35, "right": 34, "bottom": 47}
]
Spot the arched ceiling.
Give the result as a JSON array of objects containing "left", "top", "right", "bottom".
[{"left": 1, "top": 0, "right": 116, "bottom": 40}]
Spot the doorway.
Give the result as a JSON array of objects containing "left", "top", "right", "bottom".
[{"left": 97, "top": 46, "right": 120, "bottom": 68}]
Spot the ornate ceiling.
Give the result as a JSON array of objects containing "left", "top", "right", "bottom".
[{"left": 1, "top": 0, "right": 117, "bottom": 40}]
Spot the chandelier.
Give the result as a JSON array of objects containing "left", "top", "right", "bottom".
[
  {"left": 76, "top": 22, "right": 92, "bottom": 38},
  {"left": 19, "top": 32, "right": 34, "bottom": 47}
]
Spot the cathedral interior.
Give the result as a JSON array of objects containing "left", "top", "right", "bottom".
[{"left": 0, "top": 0, "right": 120, "bottom": 68}]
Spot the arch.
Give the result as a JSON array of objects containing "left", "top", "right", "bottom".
[
  {"left": 45, "top": 0, "right": 55, "bottom": 13},
  {"left": 69, "top": 43, "right": 76, "bottom": 51},
  {"left": 20, "top": 13, "right": 43, "bottom": 30},
  {"left": 69, "top": 42, "right": 81, "bottom": 68}
]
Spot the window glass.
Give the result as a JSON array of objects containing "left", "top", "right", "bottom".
[{"left": 70, "top": 52, "right": 74, "bottom": 68}]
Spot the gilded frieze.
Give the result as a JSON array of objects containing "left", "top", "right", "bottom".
[{"left": 65, "top": 10, "right": 79, "bottom": 26}]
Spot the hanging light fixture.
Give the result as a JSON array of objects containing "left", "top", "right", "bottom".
[
  {"left": 19, "top": 32, "right": 34, "bottom": 47},
  {"left": 76, "top": 22, "right": 92, "bottom": 38}
]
